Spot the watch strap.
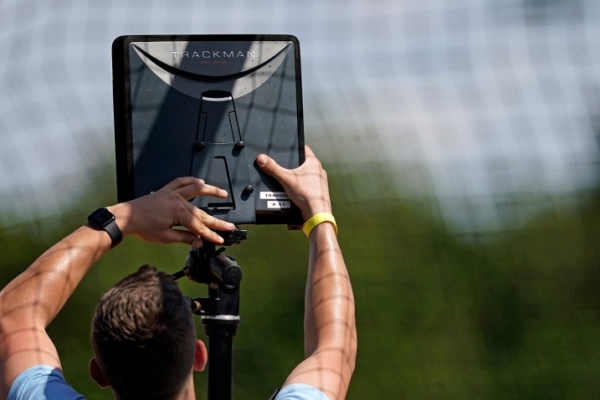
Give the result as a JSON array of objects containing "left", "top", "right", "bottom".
[{"left": 104, "top": 218, "right": 123, "bottom": 248}]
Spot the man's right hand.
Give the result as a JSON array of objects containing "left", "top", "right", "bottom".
[
  {"left": 257, "top": 145, "right": 356, "bottom": 400},
  {"left": 256, "top": 146, "right": 332, "bottom": 221}
]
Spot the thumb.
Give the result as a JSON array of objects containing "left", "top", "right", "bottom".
[{"left": 256, "top": 154, "right": 283, "bottom": 178}]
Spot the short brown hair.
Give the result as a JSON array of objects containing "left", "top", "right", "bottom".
[{"left": 91, "top": 264, "right": 196, "bottom": 400}]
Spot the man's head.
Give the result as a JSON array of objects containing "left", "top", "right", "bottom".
[{"left": 90, "top": 264, "right": 206, "bottom": 400}]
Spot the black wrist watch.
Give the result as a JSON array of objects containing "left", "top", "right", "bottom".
[{"left": 87, "top": 208, "right": 123, "bottom": 248}]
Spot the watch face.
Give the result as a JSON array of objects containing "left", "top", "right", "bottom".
[{"left": 88, "top": 208, "right": 115, "bottom": 228}]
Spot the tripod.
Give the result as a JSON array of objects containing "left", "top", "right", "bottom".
[{"left": 172, "top": 229, "right": 247, "bottom": 400}]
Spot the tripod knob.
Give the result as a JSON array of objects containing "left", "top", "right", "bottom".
[{"left": 221, "top": 264, "right": 242, "bottom": 289}]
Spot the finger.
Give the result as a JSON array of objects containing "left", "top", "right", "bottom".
[
  {"left": 174, "top": 180, "right": 229, "bottom": 200},
  {"left": 304, "top": 145, "right": 316, "bottom": 160},
  {"left": 161, "top": 228, "right": 204, "bottom": 248},
  {"left": 300, "top": 145, "right": 321, "bottom": 170},
  {"left": 256, "top": 153, "right": 288, "bottom": 180},
  {"left": 155, "top": 177, "right": 206, "bottom": 193},
  {"left": 179, "top": 212, "right": 225, "bottom": 244},
  {"left": 184, "top": 201, "right": 235, "bottom": 231},
  {"left": 180, "top": 203, "right": 236, "bottom": 243}
]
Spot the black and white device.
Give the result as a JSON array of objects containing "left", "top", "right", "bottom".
[{"left": 112, "top": 35, "right": 305, "bottom": 227}]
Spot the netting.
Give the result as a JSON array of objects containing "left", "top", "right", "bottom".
[
  {"left": 2, "top": 0, "right": 600, "bottom": 399},
  {"left": 1, "top": 0, "right": 598, "bottom": 228}
]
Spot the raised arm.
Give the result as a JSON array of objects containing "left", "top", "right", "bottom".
[
  {"left": 257, "top": 146, "right": 357, "bottom": 400},
  {"left": 0, "top": 177, "right": 235, "bottom": 399}
]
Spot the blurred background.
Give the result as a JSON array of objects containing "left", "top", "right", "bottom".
[{"left": 2, "top": 0, "right": 600, "bottom": 398}]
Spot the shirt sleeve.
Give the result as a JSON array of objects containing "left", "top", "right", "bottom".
[
  {"left": 274, "top": 383, "right": 330, "bottom": 400},
  {"left": 8, "top": 365, "right": 86, "bottom": 400}
]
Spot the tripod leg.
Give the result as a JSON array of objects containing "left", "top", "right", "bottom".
[{"left": 207, "top": 332, "right": 234, "bottom": 400}]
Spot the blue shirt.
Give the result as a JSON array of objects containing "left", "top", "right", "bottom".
[
  {"left": 275, "top": 383, "right": 330, "bottom": 399},
  {"left": 8, "top": 365, "right": 85, "bottom": 400},
  {"left": 8, "top": 365, "right": 329, "bottom": 400}
]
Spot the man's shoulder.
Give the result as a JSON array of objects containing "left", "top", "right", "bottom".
[
  {"left": 8, "top": 365, "right": 85, "bottom": 400},
  {"left": 273, "top": 383, "right": 330, "bottom": 400}
]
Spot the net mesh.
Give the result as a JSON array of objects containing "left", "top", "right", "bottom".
[{"left": 1, "top": 0, "right": 600, "bottom": 398}]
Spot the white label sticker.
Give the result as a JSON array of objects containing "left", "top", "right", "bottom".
[
  {"left": 260, "top": 191, "right": 290, "bottom": 200},
  {"left": 267, "top": 200, "right": 291, "bottom": 209}
]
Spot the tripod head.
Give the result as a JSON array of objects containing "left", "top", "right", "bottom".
[{"left": 172, "top": 229, "right": 247, "bottom": 285}]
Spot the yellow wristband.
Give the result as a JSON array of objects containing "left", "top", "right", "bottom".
[{"left": 302, "top": 212, "right": 338, "bottom": 238}]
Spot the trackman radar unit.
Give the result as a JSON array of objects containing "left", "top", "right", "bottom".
[{"left": 112, "top": 35, "right": 304, "bottom": 226}]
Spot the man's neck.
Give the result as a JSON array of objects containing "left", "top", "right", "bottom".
[{"left": 111, "top": 376, "right": 197, "bottom": 400}]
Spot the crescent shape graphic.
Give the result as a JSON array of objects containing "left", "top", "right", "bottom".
[{"left": 131, "top": 43, "right": 292, "bottom": 100}]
